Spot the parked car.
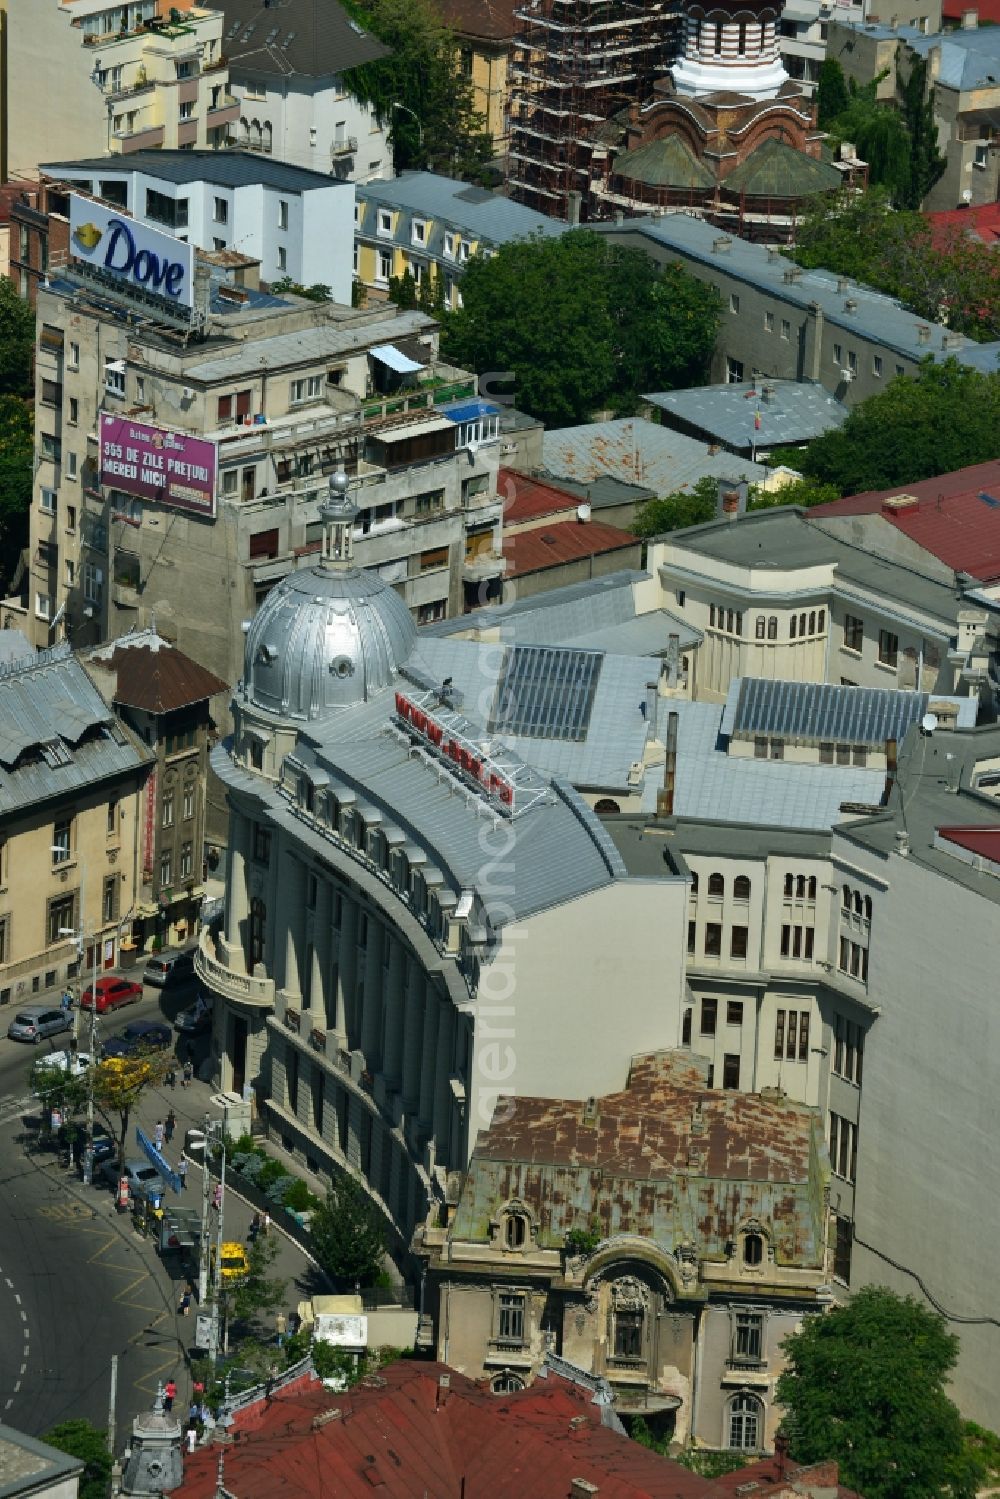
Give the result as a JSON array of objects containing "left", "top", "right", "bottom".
[
  {"left": 7, "top": 1005, "right": 73, "bottom": 1044},
  {"left": 143, "top": 949, "right": 196, "bottom": 989},
  {"left": 91, "top": 1128, "right": 116, "bottom": 1167},
  {"left": 102, "top": 1020, "right": 172, "bottom": 1059},
  {"left": 211, "top": 1241, "right": 250, "bottom": 1282},
  {"left": 174, "top": 996, "right": 212, "bottom": 1035},
  {"left": 80, "top": 977, "right": 142, "bottom": 1014},
  {"left": 97, "top": 1157, "right": 167, "bottom": 1199},
  {"left": 30, "top": 1050, "right": 92, "bottom": 1094}
]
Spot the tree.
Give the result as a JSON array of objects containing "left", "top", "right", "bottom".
[
  {"left": 777, "top": 1287, "right": 984, "bottom": 1499},
  {"left": 798, "top": 359, "right": 1000, "bottom": 494},
  {"left": 310, "top": 1172, "right": 386, "bottom": 1287},
  {"left": 228, "top": 1235, "right": 287, "bottom": 1333},
  {"left": 816, "top": 59, "right": 850, "bottom": 128},
  {"left": 43, "top": 1422, "right": 111, "bottom": 1499},
  {"left": 93, "top": 1052, "right": 173, "bottom": 1173},
  {"left": 632, "top": 476, "right": 720, "bottom": 538},
  {"left": 388, "top": 268, "right": 418, "bottom": 309},
  {"left": 0, "top": 277, "right": 35, "bottom": 397},
  {"left": 0, "top": 394, "right": 33, "bottom": 593},
  {"left": 749, "top": 475, "right": 842, "bottom": 510},
  {"left": 442, "top": 231, "right": 719, "bottom": 427},
  {"left": 900, "top": 57, "right": 946, "bottom": 209},
  {"left": 339, "top": 0, "right": 492, "bottom": 177}
]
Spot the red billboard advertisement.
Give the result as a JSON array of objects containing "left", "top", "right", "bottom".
[{"left": 99, "top": 414, "right": 217, "bottom": 519}]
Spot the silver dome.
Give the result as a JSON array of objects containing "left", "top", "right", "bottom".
[{"left": 243, "top": 566, "right": 416, "bottom": 721}]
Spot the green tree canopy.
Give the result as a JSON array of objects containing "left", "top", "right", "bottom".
[
  {"left": 0, "top": 277, "right": 35, "bottom": 397},
  {"left": 0, "top": 394, "right": 33, "bottom": 593},
  {"left": 339, "top": 0, "right": 492, "bottom": 177},
  {"left": 777, "top": 1287, "right": 984, "bottom": 1499},
  {"left": 798, "top": 359, "right": 1000, "bottom": 494},
  {"left": 43, "top": 1422, "right": 111, "bottom": 1499},
  {"left": 310, "top": 1172, "right": 386, "bottom": 1287},
  {"left": 441, "top": 231, "right": 719, "bottom": 427},
  {"left": 815, "top": 60, "right": 944, "bottom": 207},
  {"left": 631, "top": 473, "right": 841, "bottom": 538},
  {"left": 816, "top": 58, "right": 850, "bottom": 128}
]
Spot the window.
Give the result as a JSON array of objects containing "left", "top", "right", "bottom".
[
  {"left": 722, "top": 1053, "right": 740, "bottom": 1089},
  {"left": 687, "top": 920, "right": 696, "bottom": 955},
  {"left": 780, "top": 318, "right": 790, "bottom": 340},
  {"left": 102, "top": 875, "right": 118, "bottom": 925},
  {"left": 727, "top": 1001, "right": 743, "bottom": 1026},
  {"left": 754, "top": 736, "right": 767, "bottom": 760},
  {"left": 214, "top": 196, "right": 228, "bottom": 223},
  {"left": 178, "top": 100, "right": 195, "bottom": 121},
  {"left": 774, "top": 1007, "right": 810, "bottom": 1059},
  {"left": 730, "top": 293, "right": 740, "bottom": 314},
  {"left": 497, "top": 1291, "right": 525, "bottom": 1344},
  {"left": 829, "top": 1112, "right": 857, "bottom": 1182},
  {"left": 764, "top": 311, "right": 774, "bottom": 333},
  {"left": 873, "top": 355, "right": 883, "bottom": 377},
  {"left": 728, "top": 1392, "right": 762, "bottom": 1451},
  {"left": 377, "top": 248, "right": 392, "bottom": 282},
  {"left": 277, "top": 246, "right": 287, "bottom": 271},
  {"left": 770, "top": 738, "right": 784, "bottom": 760},
  {"left": 682, "top": 1006, "right": 692, "bottom": 1044},
  {"left": 161, "top": 789, "right": 174, "bottom": 829},
  {"left": 704, "top": 923, "right": 722, "bottom": 958},
  {"left": 755, "top": 615, "right": 766, "bottom": 640},
  {"left": 790, "top": 614, "right": 797, "bottom": 640},
  {"left": 278, "top": 199, "right": 289, "bottom": 231},
  {"left": 444, "top": 231, "right": 456, "bottom": 259},
  {"left": 52, "top": 817, "right": 73, "bottom": 864},
  {"left": 767, "top": 615, "right": 777, "bottom": 640},
  {"left": 492, "top": 1370, "right": 524, "bottom": 1393},
  {"left": 66, "top": 395, "right": 79, "bottom": 427},
  {"left": 41, "top": 489, "right": 57, "bottom": 516},
  {"left": 708, "top": 872, "right": 725, "bottom": 897},
  {"left": 378, "top": 209, "right": 393, "bottom": 237},
  {"left": 180, "top": 842, "right": 193, "bottom": 879},
  {"left": 730, "top": 926, "right": 748, "bottom": 959},
  {"left": 743, "top": 1233, "right": 763, "bottom": 1267},
  {"left": 107, "top": 799, "right": 118, "bottom": 836},
  {"left": 833, "top": 343, "right": 842, "bottom": 366},
  {"left": 819, "top": 741, "right": 834, "bottom": 765},
  {"left": 733, "top": 1310, "right": 763, "bottom": 1362},
  {"left": 843, "top": 613, "right": 863, "bottom": 653},
  {"left": 733, "top": 876, "right": 750, "bottom": 901},
  {"left": 68, "top": 341, "right": 79, "bottom": 371},
  {"left": 84, "top": 563, "right": 103, "bottom": 605},
  {"left": 727, "top": 357, "right": 744, "bottom": 383},
  {"left": 67, "top": 505, "right": 76, "bottom": 531},
  {"left": 160, "top": 849, "right": 172, "bottom": 887},
  {"left": 833, "top": 1014, "right": 864, "bottom": 1084},
  {"left": 701, "top": 997, "right": 718, "bottom": 1035},
  {"left": 249, "top": 896, "right": 266, "bottom": 968},
  {"left": 104, "top": 359, "right": 125, "bottom": 398},
  {"left": 877, "top": 629, "right": 899, "bottom": 668},
  {"left": 848, "top": 349, "right": 858, "bottom": 374},
  {"left": 290, "top": 375, "right": 323, "bottom": 404},
  {"left": 833, "top": 1215, "right": 853, "bottom": 1283},
  {"left": 613, "top": 1306, "right": 644, "bottom": 1361},
  {"left": 412, "top": 218, "right": 427, "bottom": 245},
  {"left": 183, "top": 784, "right": 195, "bottom": 820},
  {"left": 253, "top": 824, "right": 271, "bottom": 864},
  {"left": 504, "top": 1211, "right": 527, "bottom": 1249},
  {"left": 47, "top": 892, "right": 76, "bottom": 947}
]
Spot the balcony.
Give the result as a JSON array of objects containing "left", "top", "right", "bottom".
[
  {"left": 331, "top": 135, "right": 358, "bottom": 158},
  {"left": 117, "top": 123, "right": 165, "bottom": 151},
  {"left": 207, "top": 96, "right": 240, "bottom": 128},
  {"left": 177, "top": 119, "right": 199, "bottom": 147},
  {"left": 463, "top": 552, "right": 507, "bottom": 583},
  {"left": 195, "top": 924, "right": 275, "bottom": 1008}
]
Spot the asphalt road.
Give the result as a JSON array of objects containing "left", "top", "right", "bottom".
[{"left": 0, "top": 976, "right": 201, "bottom": 1441}]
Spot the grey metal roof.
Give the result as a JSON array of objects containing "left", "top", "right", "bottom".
[
  {"left": 357, "top": 172, "right": 567, "bottom": 248},
  {"left": 182, "top": 308, "right": 434, "bottom": 382},
  {"left": 542, "top": 418, "right": 768, "bottom": 496},
  {"left": 590, "top": 214, "right": 1000, "bottom": 372},
  {"left": 43, "top": 150, "right": 350, "bottom": 195},
  {"left": 644, "top": 381, "right": 848, "bottom": 452},
  {"left": 0, "top": 645, "right": 151, "bottom": 816},
  {"left": 901, "top": 24, "right": 1000, "bottom": 92},
  {"left": 721, "top": 678, "right": 977, "bottom": 747},
  {"left": 640, "top": 699, "right": 885, "bottom": 829},
  {"left": 220, "top": 0, "right": 389, "bottom": 79},
  {"left": 536, "top": 472, "right": 657, "bottom": 510}
]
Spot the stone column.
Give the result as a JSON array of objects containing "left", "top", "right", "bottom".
[
  {"left": 281, "top": 853, "right": 306, "bottom": 999},
  {"left": 360, "top": 921, "right": 384, "bottom": 1068},
  {"left": 307, "top": 880, "right": 330, "bottom": 1026},
  {"left": 336, "top": 897, "right": 358, "bottom": 1047},
  {"left": 401, "top": 960, "right": 425, "bottom": 1112},
  {"left": 382, "top": 939, "right": 406, "bottom": 1088},
  {"left": 418, "top": 988, "right": 441, "bottom": 1129},
  {"left": 222, "top": 813, "right": 250, "bottom": 963},
  {"left": 433, "top": 1001, "right": 457, "bottom": 1164}
]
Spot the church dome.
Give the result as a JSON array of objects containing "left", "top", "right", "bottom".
[{"left": 242, "top": 565, "right": 416, "bottom": 722}]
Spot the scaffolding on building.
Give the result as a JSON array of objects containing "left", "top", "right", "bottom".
[{"left": 507, "top": 0, "right": 680, "bottom": 221}]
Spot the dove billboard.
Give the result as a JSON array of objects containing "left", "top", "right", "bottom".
[{"left": 69, "top": 194, "right": 194, "bottom": 308}]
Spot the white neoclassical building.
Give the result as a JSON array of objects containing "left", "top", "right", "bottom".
[{"left": 197, "top": 479, "right": 687, "bottom": 1248}]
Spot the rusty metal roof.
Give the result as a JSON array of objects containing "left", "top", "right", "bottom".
[{"left": 454, "top": 1051, "right": 827, "bottom": 1267}]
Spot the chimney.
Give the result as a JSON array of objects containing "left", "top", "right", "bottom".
[
  {"left": 657, "top": 711, "right": 679, "bottom": 818},
  {"left": 761, "top": 382, "right": 775, "bottom": 404},
  {"left": 783, "top": 265, "right": 802, "bottom": 283},
  {"left": 721, "top": 487, "right": 741, "bottom": 517},
  {"left": 962, "top": 7, "right": 978, "bottom": 25},
  {"left": 767, "top": 246, "right": 782, "bottom": 262},
  {"left": 916, "top": 324, "right": 931, "bottom": 344},
  {"left": 943, "top": 330, "right": 964, "bottom": 349},
  {"left": 570, "top": 1482, "right": 599, "bottom": 1499},
  {"left": 883, "top": 737, "right": 898, "bottom": 804},
  {"left": 837, "top": 275, "right": 850, "bottom": 292},
  {"left": 928, "top": 41, "right": 942, "bottom": 80},
  {"left": 844, "top": 297, "right": 858, "bottom": 314},
  {"left": 896, "top": 829, "right": 910, "bottom": 857},
  {"left": 567, "top": 190, "right": 582, "bottom": 228},
  {"left": 712, "top": 235, "right": 732, "bottom": 253},
  {"left": 436, "top": 1374, "right": 450, "bottom": 1409},
  {"left": 666, "top": 633, "right": 680, "bottom": 689}
]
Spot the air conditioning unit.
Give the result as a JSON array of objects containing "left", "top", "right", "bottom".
[
  {"left": 840, "top": 368, "right": 854, "bottom": 382},
  {"left": 182, "top": 386, "right": 195, "bottom": 400}
]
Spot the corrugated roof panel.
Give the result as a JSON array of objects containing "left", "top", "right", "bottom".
[
  {"left": 489, "top": 645, "right": 604, "bottom": 742},
  {"left": 730, "top": 678, "right": 935, "bottom": 747}
]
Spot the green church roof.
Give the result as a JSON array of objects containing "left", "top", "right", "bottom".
[
  {"left": 724, "top": 137, "right": 842, "bottom": 198},
  {"left": 613, "top": 136, "right": 716, "bottom": 191}
]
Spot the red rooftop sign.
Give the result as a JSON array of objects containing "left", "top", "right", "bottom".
[{"left": 395, "top": 692, "right": 515, "bottom": 813}]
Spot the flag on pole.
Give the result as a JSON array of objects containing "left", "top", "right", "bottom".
[{"left": 754, "top": 407, "right": 762, "bottom": 431}]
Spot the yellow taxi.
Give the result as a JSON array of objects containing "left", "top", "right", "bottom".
[{"left": 212, "top": 1241, "right": 250, "bottom": 1282}]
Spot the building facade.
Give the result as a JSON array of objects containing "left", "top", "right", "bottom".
[
  {"left": 421, "top": 1050, "right": 830, "bottom": 1448},
  {"left": 436, "top": 0, "right": 516, "bottom": 154},
  {"left": 0, "top": 637, "right": 152, "bottom": 1006},
  {"left": 4, "top": 0, "right": 236, "bottom": 179}
]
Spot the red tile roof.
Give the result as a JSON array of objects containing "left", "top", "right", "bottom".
[
  {"left": 938, "top": 824, "right": 1000, "bottom": 864},
  {"left": 176, "top": 1362, "right": 711, "bottom": 1499},
  {"left": 810, "top": 458, "right": 1000, "bottom": 581},
  {"left": 502, "top": 519, "right": 639, "bottom": 577},
  {"left": 498, "top": 466, "right": 587, "bottom": 524},
  {"left": 97, "top": 643, "right": 228, "bottom": 713},
  {"left": 434, "top": 0, "right": 518, "bottom": 40},
  {"left": 705, "top": 1456, "right": 865, "bottom": 1497},
  {"left": 926, "top": 201, "right": 1000, "bottom": 246}
]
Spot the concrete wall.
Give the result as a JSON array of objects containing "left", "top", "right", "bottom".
[
  {"left": 502, "top": 544, "right": 643, "bottom": 604},
  {"left": 230, "top": 72, "right": 392, "bottom": 185}
]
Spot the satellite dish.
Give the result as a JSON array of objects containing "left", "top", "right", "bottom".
[
  {"left": 576, "top": 502, "right": 592, "bottom": 523},
  {"left": 921, "top": 712, "right": 938, "bottom": 735}
]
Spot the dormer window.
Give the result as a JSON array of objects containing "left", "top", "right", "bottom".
[
  {"left": 743, "top": 1231, "right": 763, "bottom": 1266},
  {"left": 504, "top": 1210, "right": 528, "bottom": 1249}
]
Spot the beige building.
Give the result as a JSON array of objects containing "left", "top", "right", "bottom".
[
  {"left": 0, "top": 634, "right": 151, "bottom": 1007},
  {"left": 4, "top": 0, "right": 237, "bottom": 179},
  {"left": 421, "top": 1050, "right": 830, "bottom": 1448},
  {"left": 435, "top": 0, "right": 515, "bottom": 154}
]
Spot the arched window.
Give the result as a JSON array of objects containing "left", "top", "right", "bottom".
[
  {"left": 250, "top": 118, "right": 262, "bottom": 149},
  {"left": 864, "top": 895, "right": 873, "bottom": 921},
  {"left": 262, "top": 121, "right": 273, "bottom": 154},
  {"left": 738, "top": 18, "right": 747, "bottom": 51},
  {"left": 693, "top": 18, "right": 703, "bottom": 51},
  {"left": 594, "top": 797, "right": 621, "bottom": 814},
  {"left": 853, "top": 891, "right": 863, "bottom": 916},
  {"left": 759, "top": 19, "right": 766, "bottom": 47},
  {"left": 783, "top": 873, "right": 793, "bottom": 897},
  {"left": 610, "top": 1278, "right": 648, "bottom": 1362},
  {"left": 818, "top": 608, "right": 826, "bottom": 632},
  {"left": 708, "top": 872, "right": 725, "bottom": 897},
  {"left": 809, "top": 610, "right": 816, "bottom": 634},
  {"left": 240, "top": 118, "right": 250, "bottom": 144},
  {"left": 743, "top": 1232, "right": 763, "bottom": 1266},
  {"left": 492, "top": 1370, "right": 524, "bottom": 1394},
  {"left": 734, "top": 875, "right": 751, "bottom": 901},
  {"left": 795, "top": 874, "right": 806, "bottom": 899},
  {"left": 690, "top": 871, "right": 699, "bottom": 894},
  {"left": 842, "top": 884, "right": 851, "bottom": 910},
  {"left": 767, "top": 616, "right": 778, "bottom": 640},
  {"left": 682, "top": 1007, "right": 692, "bottom": 1045},
  {"left": 755, "top": 615, "right": 766, "bottom": 640},
  {"left": 249, "top": 897, "right": 266, "bottom": 969},
  {"left": 728, "top": 1391, "right": 763, "bottom": 1450},
  {"left": 504, "top": 1211, "right": 527, "bottom": 1250},
  {"left": 799, "top": 612, "right": 807, "bottom": 636},
  {"left": 714, "top": 19, "right": 723, "bottom": 52},
  {"left": 807, "top": 876, "right": 817, "bottom": 900},
  {"left": 790, "top": 615, "right": 797, "bottom": 640}
]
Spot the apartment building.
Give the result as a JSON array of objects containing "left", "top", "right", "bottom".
[
  {"left": 220, "top": 0, "right": 392, "bottom": 184},
  {"left": 0, "top": 636, "right": 152, "bottom": 1006},
  {"left": 435, "top": 0, "right": 516, "bottom": 154},
  {"left": 38, "top": 152, "right": 355, "bottom": 299},
  {"left": 354, "top": 172, "right": 565, "bottom": 309},
  {"left": 4, "top": 0, "right": 236, "bottom": 179},
  {"left": 591, "top": 214, "right": 1000, "bottom": 402},
  {"left": 422, "top": 1050, "right": 830, "bottom": 1446},
  {"left": 778, "top": 0, "right": 939, "bottom": 94},
  {"left": 16, "top": 200, "right": 504, "bottom": 703}
]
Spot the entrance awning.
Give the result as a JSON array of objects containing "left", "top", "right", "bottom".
[{"left": 370, "top": 343, "right": 423, "bottom": 375}]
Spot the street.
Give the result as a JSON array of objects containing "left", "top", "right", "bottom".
[{"left": 0, "top": 966, "right": 320, "bottom": 1444}]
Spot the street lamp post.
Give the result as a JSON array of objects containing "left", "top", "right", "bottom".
[
  {"left": 55, "top": 850, "right": 100, "bottom": 1185},
  {"left": 389, "top": 100, "right": 424, "bottom": 151}
]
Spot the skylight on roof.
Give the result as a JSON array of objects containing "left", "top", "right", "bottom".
[
  {"left": 489, "top": 645, "right": 604, "bottom": 743},
  {"left": 40, "top": 739, "right": 72, "bottom": 769}
]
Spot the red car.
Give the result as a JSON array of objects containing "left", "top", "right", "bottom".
[{"left": 80, "top": 976, "right": 143, "bottom": 1014}]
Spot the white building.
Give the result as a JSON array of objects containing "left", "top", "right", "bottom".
[
  {"left": 39, "top": 151, "right": 354, "bottom": 300},
  {"left": 220, "top": 0, "right": 394, "bottom": 184}
]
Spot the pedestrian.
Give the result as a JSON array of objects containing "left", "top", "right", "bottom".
[
  {"left": 154, "top": 1120, "right": 164, "bottom": 1151},
  {"left": 165, "top": 1064, "right": 176, "bottom": 1089},
  {"left": 248, "top": 1211, "right": 260, "bottom": 1243},
  {"left": 212, "top": 1182, "right": 223, "bottom": 1212},
  {"left": 182, "top": 1059, "right": 193, "bottom": 1088},
  {"left": 178, "top": 1157, "right": 188, "bottom": 1191},
  {"left": 275, "top": 1311, "right": 286, "bottom": 1347},
  {"left": 192, "top": 1380, "right": 204, "bottom": 1399},
  {"left": 185, "top": 1428, "right": 196, "bottom": 1455},
  {"left": 188, "top": 1402, "right": 199, "bottom": 1424},
  {"left": 165, "top": 1110, "right": 176, "bottom": 1144},
  {"left": 163, "top": 1379, "right": 177, "bottom": 1413},
  {"left": 261, "top": 1209, "right": 270, "bottom": 1237},
  {"left": 177, "top": 1288, "right": 191, "bottom": 1316}
]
